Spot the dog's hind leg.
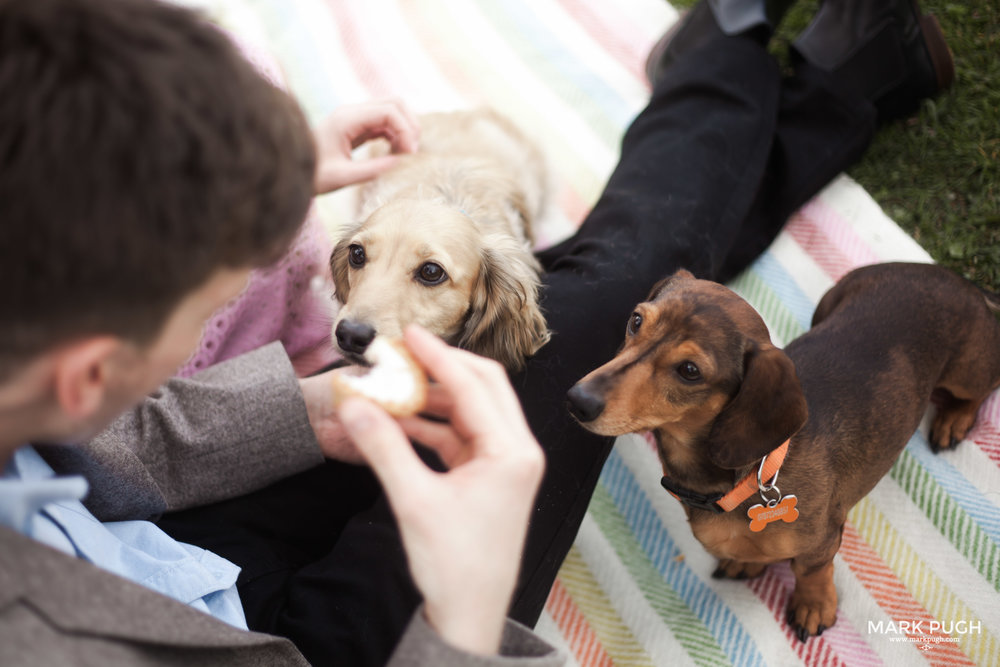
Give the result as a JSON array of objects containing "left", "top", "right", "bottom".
[
  {"left": 929, "top": 352, "right": 1000, "bottom": 452},
  {"left": 929, "top": 389, "right": 992, "bottom": 452},
  {"left": 929, "top": 288, "right": 1000, "bottom": 451}
]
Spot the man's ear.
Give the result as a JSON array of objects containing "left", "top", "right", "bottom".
[{"left": 52, "top": 337, "right": 121, "bottom": 419}]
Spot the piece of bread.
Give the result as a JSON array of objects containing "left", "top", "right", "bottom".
[{"left": 330, "top": 336, "right": 428, "bottom": 417}]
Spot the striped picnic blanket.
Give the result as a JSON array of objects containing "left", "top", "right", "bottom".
[{"left": 184, "top": 1, "right": 1000, "bottom": 664}]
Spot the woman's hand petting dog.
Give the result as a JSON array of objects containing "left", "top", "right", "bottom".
[
  {"left": 337, "top": 325, "right": 545, "bottom": 656},
  {"left": 312, "top": 98, "right": 421, "bottom": 194}
]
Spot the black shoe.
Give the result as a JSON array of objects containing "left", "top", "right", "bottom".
[
  {"left": 792, "top": 0, "right": 954, "bottom": 122},
  {"left": 645, "top": 0, "right": 797, "bottom": 85}
]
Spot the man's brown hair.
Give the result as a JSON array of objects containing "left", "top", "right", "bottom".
[{"left": 0, "top": 0, "right": 316, "bottom": 377}]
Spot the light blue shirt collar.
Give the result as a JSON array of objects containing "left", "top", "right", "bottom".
[
  {"left": 0, "top": 462, "right": 88, "bottom": 533},
  {"left": 1, "top": 445, "right": 247, "bottom": 629}
]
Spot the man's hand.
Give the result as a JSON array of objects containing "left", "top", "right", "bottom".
[
  {"left": 298, "top": 370, "right": 362, "bottom": 463},
  {"left": 313, "top": 98, "right": 420, "bottom": 194},
  {"left": 337, "top": 325, "right": 545, "bottom": 655}
]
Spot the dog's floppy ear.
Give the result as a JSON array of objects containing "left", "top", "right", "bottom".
[
  {"left": 457, "top": 234, "right": 550, "bottom": 372},
  {"left": 329, "top": 234, "right": 355, "bottom": 304},
  {"left": 705, "top": 342, "right": 807, "bottom": 469},
  {"left": 647, "top": 269, "right": 696, "bottom": 301}
]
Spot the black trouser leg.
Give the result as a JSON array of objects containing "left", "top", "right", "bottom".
[
  {"left": 717, "top": 61, "right": 876, "bottom": 282},
  {"left": 509, "top": 33, "right": 785, "bottom": 624},
  {"left": 158, "top": 458, "right": 419, "bottom": 667},
  {"left": 510, "top": 48, "right": 876, "bottom": 627}
]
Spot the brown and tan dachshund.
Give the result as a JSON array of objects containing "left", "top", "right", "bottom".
[{"left": 566, "top": 262, "right": 1000, "bottom": 641}]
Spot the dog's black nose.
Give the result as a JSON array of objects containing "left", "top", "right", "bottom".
[
  {"left": 566, "top": 383, "right": 605, "bottom": 423},
  {"left": 335, "top": 320, "right": 377, "bottom": 355}
]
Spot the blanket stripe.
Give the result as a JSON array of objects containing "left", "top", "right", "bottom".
[
  {"left": 591, "top": 474, "right": 738, "bottom": 665},
  {"left": 973, "top": 423, "right": 1000, "bottom": 467},
  {"left": 891, "top": 451, "right": 1000, "bottom": 594},
  {"left": 183, "top": 1, "right": 1000, "bottom": 663},
  {"left": 851, "top": 495, "right": 998, "bottom": 663},
  {"left": 547, "top": 575, "right": 621, "bottom": 666},
  {"left": 555, "top": 546, "right": 654, "bottom": 666}
]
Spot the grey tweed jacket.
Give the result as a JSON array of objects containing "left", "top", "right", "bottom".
[{"left": 4, "top": 342, "right": 562, "bottom": 666}]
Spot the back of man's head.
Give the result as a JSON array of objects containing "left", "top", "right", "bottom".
[{"left": 0, "top": 0, "right": 316, "bottom": 379}]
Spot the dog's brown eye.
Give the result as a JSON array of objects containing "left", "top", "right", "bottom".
[
  {"left": 416, "top": 262, "right": 447, "bottom": 285},
  {"left": 677, "top": 361, "right": 701, "bottom": 382},
  {"left": 627, "top": 312, "right": 643, "bottom": 335},
  {"left": 348, "top": 244, "right": 366, "bottom": 268}
]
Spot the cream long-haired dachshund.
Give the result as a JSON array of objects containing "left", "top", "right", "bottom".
[{"left": 330, "top": 108, "right": 550, "bottom": 371}]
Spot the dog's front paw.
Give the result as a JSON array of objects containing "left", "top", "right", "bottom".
[
  {"left": 786, "top": 584, "right": 837, "bottom": 642},
  {"left": 712, "top": 559, "right": 767, "bottom": 580}
]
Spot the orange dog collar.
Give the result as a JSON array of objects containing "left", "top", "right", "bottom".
[{"left": 659, "top": 440, "right": 791, "bottom": 514}]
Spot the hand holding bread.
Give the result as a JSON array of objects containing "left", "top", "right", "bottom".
[{"left": 335, "top": 325, "right": 545, "bottom": 656}]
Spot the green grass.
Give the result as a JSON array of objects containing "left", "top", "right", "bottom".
[{"left": 674, "top": 0, "right": 1000, "bottom": 290}]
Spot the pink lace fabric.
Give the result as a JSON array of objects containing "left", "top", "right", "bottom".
[
  {"left": 176, "top": 212, "right": 340, "bottom": 378},
  {"left": 175, "top": 30, "right": 341, "bottom": 378}
]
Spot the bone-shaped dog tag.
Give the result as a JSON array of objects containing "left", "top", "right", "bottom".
[{"left": 747, "top": 495, "right": 799, "bottom": 532}]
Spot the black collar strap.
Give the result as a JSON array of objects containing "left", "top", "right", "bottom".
[
  {"left": 659, "top": 439, "right": 792, "bottom": 514},
  {"left": 659, "top": 476, "right": 726, "bottom": 514}
]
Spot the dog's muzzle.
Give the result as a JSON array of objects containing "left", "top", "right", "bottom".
[{"left": 566, "top": 383, "right": 605, "bottom": 423}]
